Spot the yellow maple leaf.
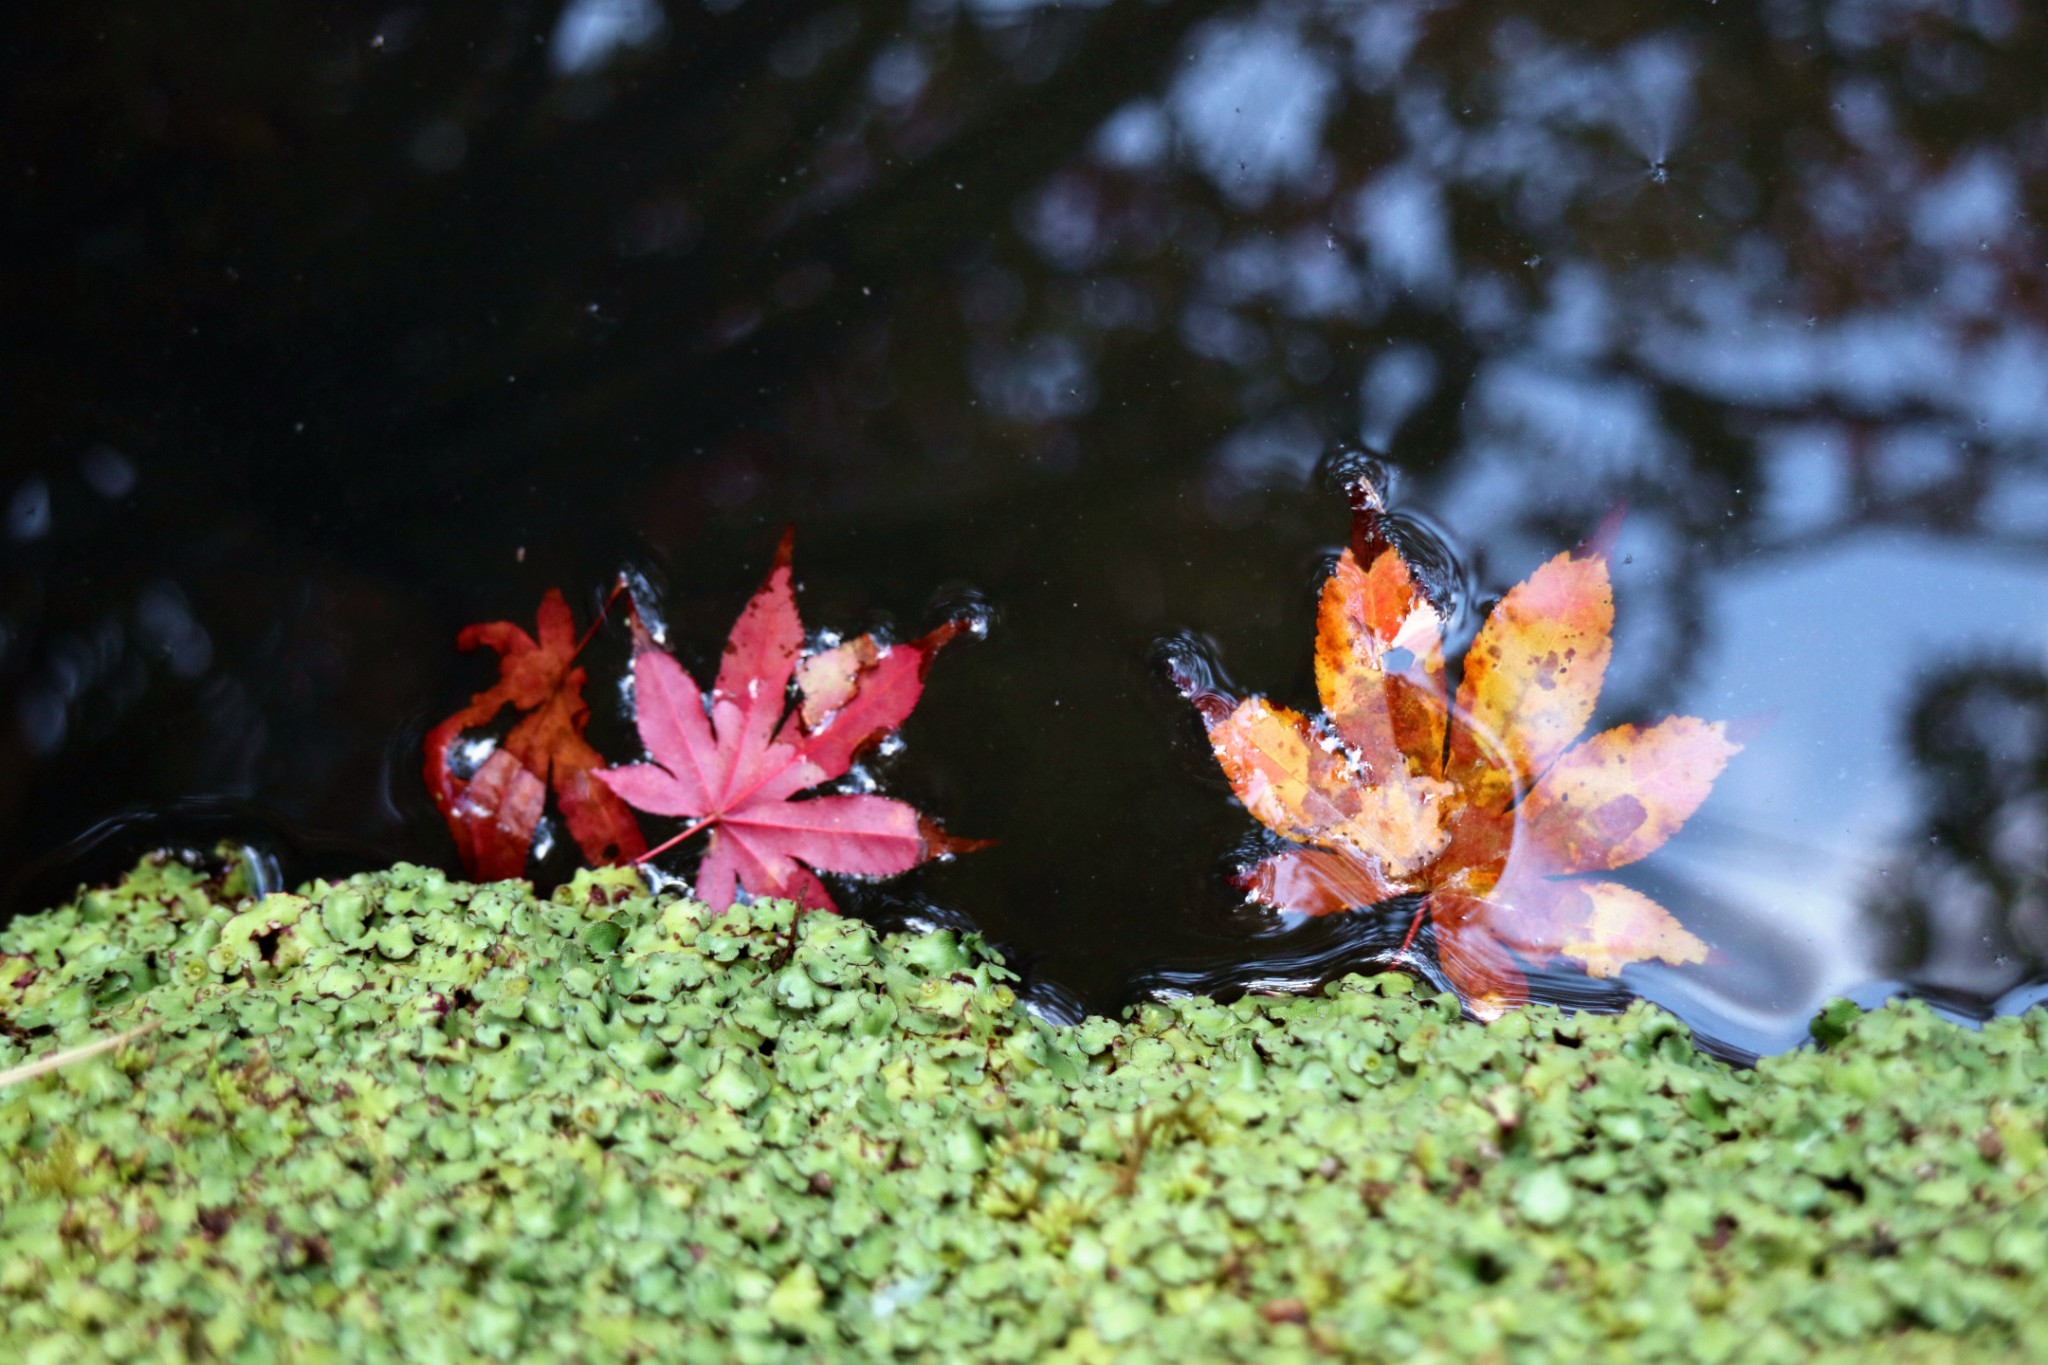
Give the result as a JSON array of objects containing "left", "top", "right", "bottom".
[{"left": 1177, "top": 480, "right": 1740, "bottom": 1019}]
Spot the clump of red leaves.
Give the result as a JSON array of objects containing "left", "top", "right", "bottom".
[{"left": 424, "top": 535, "right": 983, "bottom": 909}]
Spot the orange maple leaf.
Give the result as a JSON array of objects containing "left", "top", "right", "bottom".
[{"left": 1175, "top": 480, "right": 1741, "bottom": 1019}]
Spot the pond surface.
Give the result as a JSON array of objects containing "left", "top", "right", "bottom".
[{"left": 6, "top": 0, "right": 2048, "bottom": 1057}]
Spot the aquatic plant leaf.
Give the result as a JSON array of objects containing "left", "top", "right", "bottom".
[
  {"left": 423, "top": 589, "right": 647, "bottom": 879},
  {"left": 12, "top": 856, "right": 2048, "bottom": 1360},
  {"left": 1179, "top": 482, "right": 1737, "bottom": 1017},
  {"left": 599, "top": 533, "right": 982, "bottom": 912}
]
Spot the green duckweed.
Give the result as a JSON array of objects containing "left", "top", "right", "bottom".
[{"left": 2, "top": 855, "right": 2044, "bottom": 1363}]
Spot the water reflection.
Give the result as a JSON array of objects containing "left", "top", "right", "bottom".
[
  {"left": 4, "top": 0, "right": 2047, "bottom": 1052},
  {"left": 551, "top": 0, "right": 669, "bottom": 77},
  {"left": 1871, "top": 660, "right": 2048, "bottom": 1004}
]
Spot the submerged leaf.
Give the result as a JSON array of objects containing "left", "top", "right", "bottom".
[
  {"left": 1180, "top": 481, "right": 1740, "bottom": 1017},
  {"left": 1428, "top": 893, "right": 1529, "bottom": 1022},
  {"left": 1231, "top": 847, "right": 1403, "bottom": 920},
  {"left": 1517, "top": 717, "right": 1740, "bottom": 874},
  {"left": 423, "top": 590, "right": 647, "bottom": 879},
  {"left": 1551, "top": 880, "right": 1710, "bottom": 980}
]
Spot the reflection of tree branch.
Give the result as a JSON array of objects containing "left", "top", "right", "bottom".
[
  {"left": 1747, "top": 523, "right": 2048, "bottom": 566},
  {"left": 1865, "top": 662, "right": 2048, "bottom": 1003},
  {"left": 445, "top": 0, "right": 1241, "bottom": 490}
]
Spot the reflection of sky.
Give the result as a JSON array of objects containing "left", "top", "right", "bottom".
[
  {"left": 1642, "top": 287, "right": 2048, "bottom": 442},
  {"left": 549, "top": 0, "right": 666, "bottom": 76},
  {"left": 966, "top": 0, "right": 1109, "bottom": 18},
  {"left": 1665, "top": 534, "right": 2048, "bottom": 1009},
  {"left": 1359, "top": 344, "right": 1436, "bottom": 448},
  {"left": 1170, "top": 21, "right": 1336, "bottom": 208},
  {"left": 1353, "top": 167, "right": 1453, "bottom": 298}
]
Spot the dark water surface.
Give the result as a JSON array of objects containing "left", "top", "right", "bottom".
[{"left": 7, "top": 0, "right": 2048, "bottom": 1056}]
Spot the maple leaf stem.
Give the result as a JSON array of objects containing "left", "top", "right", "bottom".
[
  {"left": 634, "top": 815, "right": 717, "bottom": 865},
  {"left": 574, "top": 580, "right": 632, "bottom": 660},
  {"left": 1399, "top": 904, "right": 1428, "bottom": 955}
]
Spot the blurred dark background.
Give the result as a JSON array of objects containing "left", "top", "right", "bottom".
[{"left": 5, "top": 0, "right": 2048, "bottom": 1051}]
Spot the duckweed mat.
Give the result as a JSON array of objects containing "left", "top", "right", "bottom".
[{"left": 3, "top": 858, "right": 2046, "bottom": 1363}]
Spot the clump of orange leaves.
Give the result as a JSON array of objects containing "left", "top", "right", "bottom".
[{"left": 1172, "top": 480, "right": 1742, "bottom": 1018}]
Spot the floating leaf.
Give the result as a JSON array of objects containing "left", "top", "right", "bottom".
[
  {"left": 1178, "top": 481, "right": 1739, "bottom": 1017},
  {"left": 600, "top": 532, "right": 985, "bottom": 912}
]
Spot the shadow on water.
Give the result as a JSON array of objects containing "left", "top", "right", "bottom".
[{"left": 5, "top": 0, "right": 2048, "bottom": 1054}]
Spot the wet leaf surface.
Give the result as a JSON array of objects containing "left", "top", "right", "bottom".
[
  {"left": 422, "top": 590, "right": 646, "bottom": 880},
  {"left": 1180, "top": 480, "right": 1741, "bottom": 1017},
  {"left": 601, "top": 533, "right": 984, "bottom": 911}
]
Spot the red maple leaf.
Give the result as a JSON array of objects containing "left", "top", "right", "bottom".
[
  {"left": 423, "top": 590, "right": 648, "bottom": 880},
  {"left": 597, "top": 533, "right": 984, "bottom": 912}
]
